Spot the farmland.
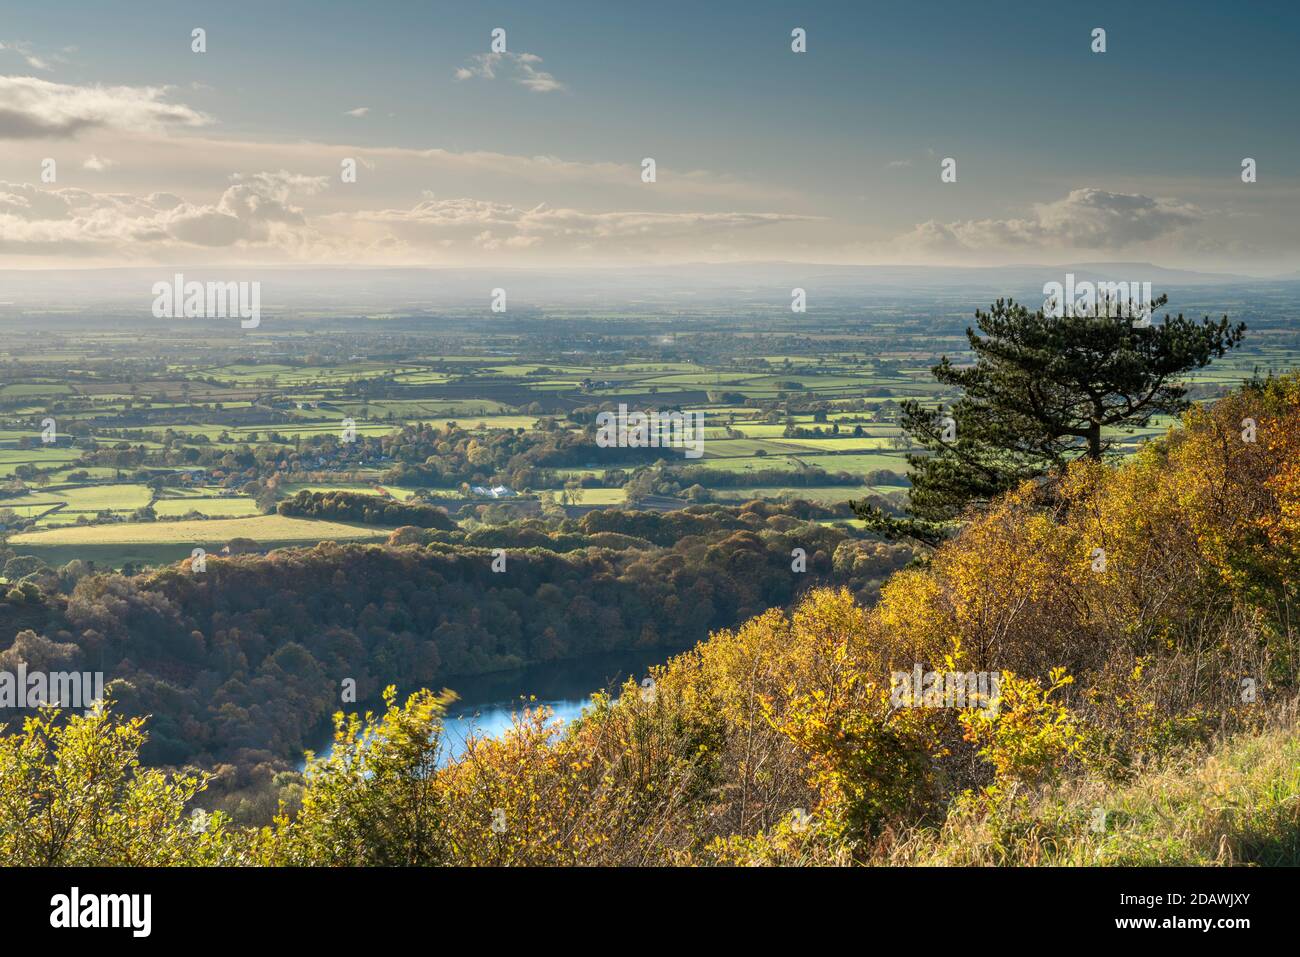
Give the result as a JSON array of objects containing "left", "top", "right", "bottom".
[
  {"left": 7, "top": 514, "right": 388, "bottom": 569},
  {"left": 2, "top": 289, "right": 1296, "bottom": 576}
]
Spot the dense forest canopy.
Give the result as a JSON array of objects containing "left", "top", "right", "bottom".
[{"left": 0, "top": 501, "right": 911, "bottom": 771}]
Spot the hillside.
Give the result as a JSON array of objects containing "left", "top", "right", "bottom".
[{"left": 2, "top": 374, "right": 1298, "bottom": 865}]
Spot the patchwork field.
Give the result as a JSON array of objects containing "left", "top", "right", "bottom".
[{"left": 2, "top": 298, "right": 1288, "bottom": 571}]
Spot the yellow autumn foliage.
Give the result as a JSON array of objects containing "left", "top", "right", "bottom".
[{"left": 254, "top": 376, "right": 1300, "bottom": 864}]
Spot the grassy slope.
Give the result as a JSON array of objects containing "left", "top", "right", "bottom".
[{"left": 885, "top": 724, "right": 1300, "bottom": 866}]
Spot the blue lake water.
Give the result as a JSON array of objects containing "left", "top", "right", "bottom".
[{"left": 304, "top": 647, "right": 683, "bottom": 768}]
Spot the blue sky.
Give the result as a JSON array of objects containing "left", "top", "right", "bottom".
[{"left": 1, "top": 0, "right": 1296, "bottom": 270}]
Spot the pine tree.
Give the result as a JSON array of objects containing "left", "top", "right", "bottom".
[{"left": 856, "top": 294, "right": 1245, "bottom": 546}]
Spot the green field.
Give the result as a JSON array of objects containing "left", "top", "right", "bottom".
[
  {"left": 8, "top": 514, "right": 389, "bottom": 568},
  {"left": 3, "top": 302, "right": 1286, "bottom": 573},
  {"left": 152, "top": 496, "right": 263, "bottom": 518},
  {"left": 1, "top": 482, "right": 155, "bottom": 524}
]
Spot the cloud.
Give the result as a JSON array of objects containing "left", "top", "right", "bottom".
[
  {"left": 82, "top": 154, "right": 116, "bottom": 171},
  {"left": 0, "top": 123, "right": 803, "bottom": 218},
  {"left": 897, "top": 188, "right": 1202, "bottom": 254},
  {"left": 0, "top": 171, "right": 806, "bottom": 265},
  {"left": 163, "top": 171, "right": 327, "bottom": 246},
  {"left": 1032, "top": 188, "right": 1201, "bottom": 245},
  {"left": 344, "top": 107, "right": 370, "bottom": 117},
  {"left": 0, "top": 41, "right": 55, "bottom": 71},
  {"left": 342, "top": 197, "right": 812, "bottom": 255},
  {"left": 0, "top": 170, "right": 327, "bottom": 255},
  {"left": 0, "top": 76, "right": 209, "bottom": 139},
  {"left": 453, "top": 51, "right": 565, "bottom": 93},
  {"left": 0, "top": 181, "right": 186, "bottom": 256},
  {"left": 391, "top": 146, "right": 793, "bottom": 203}
]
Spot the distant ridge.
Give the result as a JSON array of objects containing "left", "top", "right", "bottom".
[{"left": 0, "top": 261, "right": 1291, "bottom": 315}]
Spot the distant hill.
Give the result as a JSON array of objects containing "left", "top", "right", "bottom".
[{"left": 1, "top": 262, "right": 1293, "bottom": 317}]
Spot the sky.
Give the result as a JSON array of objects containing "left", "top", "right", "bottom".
[{"left": 1, "top": 0, "right": 1297, "bottom": 272}]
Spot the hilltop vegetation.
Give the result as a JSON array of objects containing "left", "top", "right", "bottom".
[{"left": 884, "top": 722, "right": 1300, "bottom": 866}]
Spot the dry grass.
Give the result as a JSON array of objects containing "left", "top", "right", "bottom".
[{"left": 880, "top": 718, "right": 1300, "bottom": 866}]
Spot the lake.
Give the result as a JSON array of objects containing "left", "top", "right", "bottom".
[{"left": 303, "top": 646, "right": 685, "bottom": 768}]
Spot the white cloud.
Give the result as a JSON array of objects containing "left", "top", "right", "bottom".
[
  {"left": 163, "top": 171, "right": 327, "bottom": 246},
  {"left": 0, "top": 75, "right": 209, "bottom": 139},
  {"left": 333, "top": 197, "right": 812, "bottom": 260},
  {"left": 0, "top": 41, "right": 55, "bottom": 71},
  {"left": 0, "top": 170, "right": 327, "bottom": 255},
  {"left": 344, "top": 106, "right": 370, "bottom": 117},
  {"left": 0, "top": 172, "right": 805, "bottom": 265},
  {"left": 896, "top": 188, "right": 1202, "bottom": 254},
  {"left": 82, "top": 154, "right": 116, "bottom": 171},
  {"left": 0, "top": 125, "right": 803, "bottom": 219},
  {"left": 355, "top": 196, "right": 804, "bottom": 237},
  {"left": 453, "top": 51, "right": 566, "bottom": 93}
]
